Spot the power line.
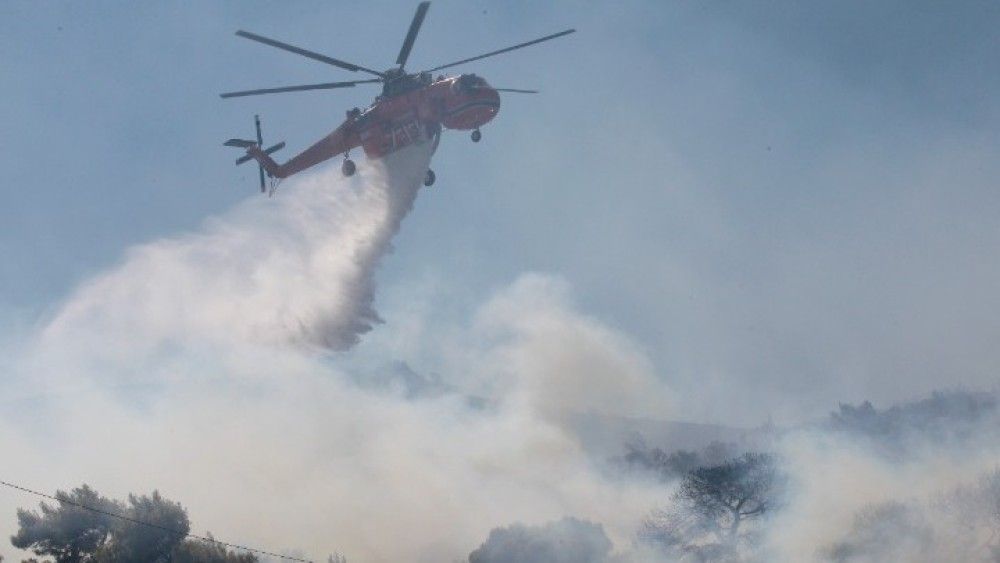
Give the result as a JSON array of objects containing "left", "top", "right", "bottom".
[{"left": 0, "top": 479, "right": 312, "bottom": 563}]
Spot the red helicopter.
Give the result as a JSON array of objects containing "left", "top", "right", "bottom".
[{"left": 222, "top": 2, "right": 574, "bottom": 192}]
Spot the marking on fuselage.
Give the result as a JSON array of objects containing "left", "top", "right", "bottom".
[
  {"left": 390, "top": 120, "right": 423, "bottom": 150},
  {"left": 444, "top": 100, "right": 501, "bottom": 117}
]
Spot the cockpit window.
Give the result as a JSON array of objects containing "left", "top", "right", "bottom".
[{"left": 455, "top": 74, "right": 482, "bottom": 94}]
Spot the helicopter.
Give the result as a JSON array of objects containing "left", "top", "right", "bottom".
[{"left": 222, "top": 1, "right": 574, "bottom": 192}]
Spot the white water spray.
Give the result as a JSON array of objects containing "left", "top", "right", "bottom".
[{"left": 40, "top": 142, "right": 433, "bottom": 356}]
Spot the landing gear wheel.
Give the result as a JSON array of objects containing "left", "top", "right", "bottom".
[
  {"left": 424, "top": 169, "right": 436, "bottom": 187},
  {"left": 471, "top": 129, "right": 482, "bottom": 143},
  {"left": 342, "top": 158, "right": 356, "bottom": 177}
]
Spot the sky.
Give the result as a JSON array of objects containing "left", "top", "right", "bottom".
[
  {"left": 2, "top": 0, "right": 999, "bottom": 439},
  {"left": 2, "top": 2, "right": 1000, "bottom": 561}
]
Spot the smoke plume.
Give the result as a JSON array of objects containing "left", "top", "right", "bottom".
[
  {"left": 0, "top": 144, "right": 671, "bottom": 562},
  {"left": 5, "top": 141, "right": 994, "bottom": 563}
]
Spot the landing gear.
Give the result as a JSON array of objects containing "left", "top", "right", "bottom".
[
  {"left": 471, "top": 129, "right": 482, "bottom": 143},
  {"left": 342, "top": 158, "right": 356, "bottom": 177},
  {"left": 424, "top": 169, "right": 436, "bottom": 187}
]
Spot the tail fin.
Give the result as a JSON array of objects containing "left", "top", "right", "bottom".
[
  {"left": 244, "top": 144, "right": 286, "bottom": 181},
  {"left": 236, "top": 142, "right": 285, "bottom": 166},
  {"left": 223, "top": 115, "right": 286, "bottom": 192},
  {"left": 224, "top": 138, "right": 256, "bottom": 148}
]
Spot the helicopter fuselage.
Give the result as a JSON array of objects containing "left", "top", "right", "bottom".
[
  {"left": 224, "top": 1, "right": 573, "bottom": 189},
  {"left": 356, "top": 74, "right": 500, "bottom": 158},
  {"left": 247, "top": 73, "right": 499, "bottom": 179}
]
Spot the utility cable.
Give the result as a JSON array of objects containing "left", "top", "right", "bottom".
[{"left": 0, "top": 479, "right": 312, "bottom": 562}]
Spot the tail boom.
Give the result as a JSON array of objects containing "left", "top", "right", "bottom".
[{"left": 261, "top": 123, "right": 356, "bottom": 179}]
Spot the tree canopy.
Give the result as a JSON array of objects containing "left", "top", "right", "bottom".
[
  {"left": 11, "top": 485, "right": 119, "bottom": 562},
  {"left": 468, "top": 517, "right": 612, "bottom": 563},
  {"left": 675, "top": 452, "right": 781, "bottom": 541},
  {"left": 9, "top": 484, "right": 257, "bottom": 563},
  {"left": 641, "top": 451, "right": 784, "bottom": 559}
]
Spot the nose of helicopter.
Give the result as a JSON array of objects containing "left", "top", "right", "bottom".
[{"left": 441, "top": 74, "right": 501, "bottom": 130}]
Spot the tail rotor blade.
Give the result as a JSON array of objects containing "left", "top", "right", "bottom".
[
  {"left": 255, "top": 115, "right": 266, "bottom": 192},
  {"left": 224, "top": 139, "right": 256, "bottom": 148},
  {"left": 263, "top": 142, "right": 286, "bottom": 155},
  {"left": 235, "top": 143, "right": 283, "bottom": 166}
]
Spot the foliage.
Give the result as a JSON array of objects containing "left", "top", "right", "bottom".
[
  {"left": 675, "top": 452, "right": 781, "bottom": 538},
  {"left": 93, "top": 491, "right": 189, "bottom": 562},
  {"left": 172, "top": 536, "right": 259, "bottom": 563},
  {"left": 823, "top": 501, "right": 933, "bottom": 562},
  {"left": 630, "top": 390, "right": 1000, "bottom": 562},
  {"left": 9, "top": 485, "right": 257, "bottom": 563},
  {"left": 640, "top": 452, "right": 783, "bottom": 560},
  {"left": 829, "top": 390, "right": 998, "bottom": 455},
  {"left": 10, "top": 485, "right": 120, "bottom": 563},
  {"left": 468, "top": 517, "right": 612, "bottom": 563},
  {"left": 822, "top": 467, "right": 1000, "bottom": 562},
  {"left": 619, "top": 439, "right": 741, "bottom": 482}
]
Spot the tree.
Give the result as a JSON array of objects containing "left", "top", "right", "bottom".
[
  {"left": 10, "top": 485, "right": 120, "bottom": 562},
  {"left": 468, "top": 517, "right": 612, "bottom": 563},
  {"left": 674, "top": 452, "right": 781, "bottom": 543},
  {"left": 10, "top": 484, "right": 258, "bottom": 563},
  {"left": 931, "top": 467, "right": 1000, "bottom": 562},
  {"left": 172, "top": 536, "right": 259, "bottom": 563},
  {"left": 640, "top": 452, "right": 783, "bottom": 559},
  {"left": 621, "top": 441, "right": 701, "bottom": 481},
  {"left": 618, "top": 438, "right": 740, "bottom": 483},
  {"left": 818, "top": 468, "right": 1000, "bottom": 562},
  {"left": 93, "top": 491, "right": 189, "bottom": 562},
  {"left": 828, "top": 390, "right": 998, "bottom": 456},
  {"left": 823, "top": 501, "right": 932, "bottom": 562}
]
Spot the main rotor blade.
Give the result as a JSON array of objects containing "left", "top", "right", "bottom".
[
  {"left": 425, "top": 28, "right": 576, "bottom": 73},
  {"left": 396, "top": 1, "right": 430, "bottom": 68},
  {"left": 235, "top": 30, "right": 386, "bottom": 78},
  {"left": 220, "top": 79, "right": 381, "bottom": 99},
  {"left": 495, "top": 88, "right": 539, "bottom": 94}
]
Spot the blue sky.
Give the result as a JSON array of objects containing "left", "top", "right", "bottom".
[{"left": 2, "top": 1, "right": 999, "bottom": 424}]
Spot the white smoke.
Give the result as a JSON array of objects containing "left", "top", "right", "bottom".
[
  {"left": 762, "top": 423, "right": 1000, "bottom": 562},
  {"left": 0, "top": 143, "right": 672, "bottom": 562}
]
